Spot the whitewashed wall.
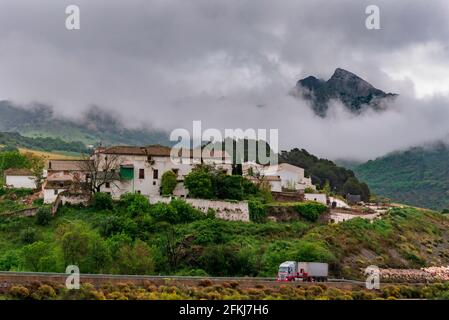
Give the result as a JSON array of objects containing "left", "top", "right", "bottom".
[
  {"left": 44, "top": 188, "right": 65, "bottom": 204},
  {"left": 97, "top": 153, "right": 232, "bottom": 199},
  {"left": 304, "top": 193, "right": 328, "bottom": 205},
  {"left": 5, "top": 175, "right": 36, "bottom": 189}
]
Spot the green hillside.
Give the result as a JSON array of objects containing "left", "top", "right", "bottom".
[
  {"left": 1, "top": 191, "right": 448, "bottom": 281},
  {"left": 0, "top": 132, "right": 88, "bottom": 154},
  {"left": 353, "top": 143, "right": 449, "bottom": 211},
  {"left": 0, "top": 101, "right": 170, "bottom": 146}
]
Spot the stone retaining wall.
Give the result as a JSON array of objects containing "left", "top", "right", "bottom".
[{"left": 149, "top": 196, "right": 249, "bottom": 222}]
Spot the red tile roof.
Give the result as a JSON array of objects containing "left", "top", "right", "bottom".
[
  {"left": 101, "top": 145, "right": 172, "bottom": 156},
  {"left": 4, "top": 168, "right": 34, "bottom": 176}
]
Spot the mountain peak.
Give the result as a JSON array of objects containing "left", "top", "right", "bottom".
[
  {"left": 295, "top": 68, "right": 397, "bottom": 117},
  {"left": 332, "top": 67, "right": 354, "bottom": 76}
]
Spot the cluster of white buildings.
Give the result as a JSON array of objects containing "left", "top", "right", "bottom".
[
  {"left": 243, "top": 162, "right": 315, "bottom": 193},
  {"left": 4, "top": 144, "right": 319, "bottom": 204}
]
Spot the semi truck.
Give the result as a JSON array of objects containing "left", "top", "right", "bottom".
[{"left": 277, "top": 261, "right": 328, "bottom": 282}]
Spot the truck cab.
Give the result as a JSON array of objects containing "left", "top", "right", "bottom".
[{"left": 277, "top": 261, "right": 297, "bottom": 281}]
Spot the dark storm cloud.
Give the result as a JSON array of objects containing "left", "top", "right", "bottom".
[{"left": 0, "top": 0, "right": 449, "bottom": 160}]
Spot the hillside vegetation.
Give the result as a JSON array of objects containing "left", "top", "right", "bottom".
[
  {"left": 0, "top": 190, "right": 448, "bottom": 280},
  {"left": 0, "top": 132, "right": 88, "bottom": 154},
  {"left": 354, "top": 143, "right": 449, "bottom": 211}
]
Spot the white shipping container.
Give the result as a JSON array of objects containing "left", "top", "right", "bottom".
[{"left": 297, "top": 262, "right": 328, "bottom": 277}]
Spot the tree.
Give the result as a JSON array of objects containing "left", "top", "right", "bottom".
[
  {"left": 216, "top": 175, "right": 244, "bottom": 200},
  {"left": 59, "top": 224, "right": 91, "bottom": 267},
  {"left": 322, "top": 180, "right": 331, "bottom": 195},
  {"left": 24, "top": 152, "right": 45, "bottom": 188},
  {"left": 92, "top": 192, "right": 113, "bottom": 210},
  {"left": 115, "top": 240, "right": 154, "bottom": 275},
  {"left": 0, "top": 151, "right": 44, "bottom": 187},
  {"left": 86, "top": 235, "right": 111, "bottom": 273},
  {"left": 184, "top": 165, "right": 214, "bottom": 199},
  {"left": 342, "top": 177, "right": 363, "bottom": 196},
  {"left": 160, "top": 170, "right": 177, "bottom": 196},
  {"left": 120, "top": 193, "right": 151, "bottom": 217},
  {"left": 36, "top": 207, "right": 52, "bottom": 226},
  {"left": 360, "top": 182, "right": 371, "bottom": 202},
  {"left": 21, "top": 241, "right": 51, "bottom": 272},
  {"left": 160, "top": 225, "right": 183, "bottom": 273},
  {"left": 79, "top": 153, "right": 122, "bottom": 193}
]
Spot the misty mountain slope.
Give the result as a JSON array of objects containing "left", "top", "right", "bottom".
[
  {"left": 0, "top": 101, "right": 170, "bottom": 146},
  {"left": 0, "top": 131, "right": 89, "bottom": 154},
  {"left": 295, "top": 68, "right": 397, "bottom": 117},
  {"left": 353, "top": 143, "right": 449, "bottom": 210}
]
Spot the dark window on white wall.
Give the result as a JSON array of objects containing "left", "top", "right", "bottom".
[
  {"left": 153, "top": 169, "right": 158, "bottom": 179},
  {"left": 139, "top": 169, "right": 145, "bottom": 179}
]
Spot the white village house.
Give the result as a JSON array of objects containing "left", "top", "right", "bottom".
[
  {"left": 4, "top": 168, "right": 37, "bottom": 189},
  {"left": 243, "top": 162, "right": 316, "bottom": 192},
  {"left": 93, "top": 145, "right": 233, "bottom": 200},
  {"left": 43, "top": 159, "right": 90, "bottom": 204},
  {"left": 40, "top": 145, "right": 233, "bottom": 203},
  {"left": 32, "top": 144, "right": 327, "bottom": 209}
]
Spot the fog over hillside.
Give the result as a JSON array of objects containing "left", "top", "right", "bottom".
[{"left": 1, "top": 0, "right": 449, "bottom": 161}]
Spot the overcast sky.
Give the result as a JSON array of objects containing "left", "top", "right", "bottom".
[{"left": 1, "top": 0, "right": 449, "bottom": 161}]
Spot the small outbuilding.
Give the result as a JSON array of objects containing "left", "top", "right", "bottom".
[
  {"left": 304, "top": 193, "right": 328, "bottom": 205},
  {"left": 4, "top": 168, "right": 37, "bottom": 189}
]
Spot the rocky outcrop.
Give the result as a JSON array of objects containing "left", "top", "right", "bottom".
[{"left": 295, "top": 68, "right": 397, "bottom": 117}]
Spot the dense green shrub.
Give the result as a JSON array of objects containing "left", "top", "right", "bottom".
[
  {"left": 294, "top": 202, "right": 327, "bottom": 222},
  {"left": 0, "top": 249, "right": 21, "bottom": 270},
  {"left": 185, "top": 165, "right": 261, "bottom": 201},
  {"left": 97, "top": 215, "right": 138, "bottom": 238},
  {"left": 150, "top": 199, "right": 204, "bottom": 224},
  {"left": 11, "top": 188, "right": 34, "bottom": 197},
  {"left": 21, "top": 241, "right": 53, "bottom": 272},
  {"left": 292, "top": 241, "right": 335, "bottom": 263},
  {"left": 215, "top": 175, "right": 244, "bottom": 200},
  {"left": 57, "top": 222, "right": 112, "bottom": 273},
  {"left": 33, "top": 198, "right": 44, "bottom": 206},
  {"left": 248, "top": 200, "right": 267, "bottom": 222},
  {"left": 161, "top": 170, "right": 178, "bottom": 196},
  {"left": 114, "top": 240, "right": 154, "bottom": 275},
  {"left": 92, "top": 192, "right": 113, "bottom": 210},
  {"left": 120, "top": 193, "right": 151, "bottom": 217},
  {"left": 184, "top": 166, "right": 214, "bottom": 199},
  {"left": 20, "top": 227, "right": 38, "bottom": 244},
  {"left": 35, "top": 207, "right": 52, "bottom": 226}
]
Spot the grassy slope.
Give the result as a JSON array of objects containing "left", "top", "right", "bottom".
[
  {"left": 18, "top": 148, "right": 81, "bottom": 160},
  {"left": 307, "top": 207, "right": 449, "bottom": 278}
]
